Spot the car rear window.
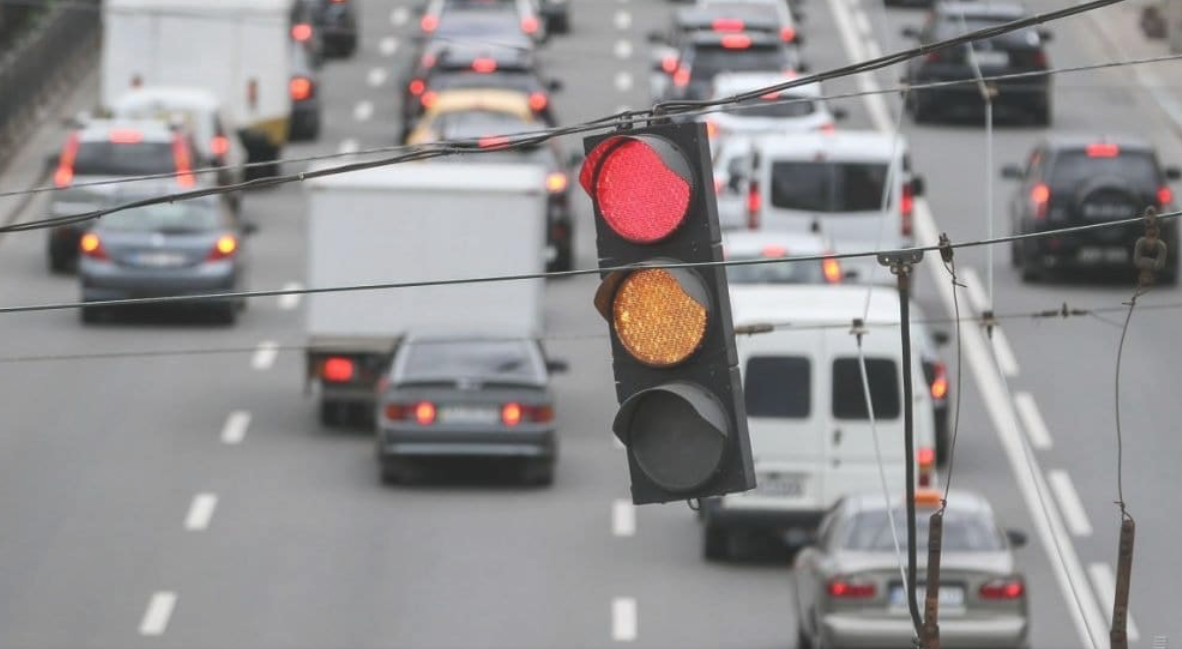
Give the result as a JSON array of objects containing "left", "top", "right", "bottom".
[
  {"left": 401, "top": 339, "right": 542, "bottom": 383},
  {"left": 831, "top": 358, "right": 900, "bottom": 419},
  {"left": 744, "top": 356, "right": 810, "bottom": 418},
  {"left": 690, "top": 46, "right": 788, "bottom": 84},
  {"left": 842, "top": 508, "right": 1004, "bottom": 552},
  {"left": 770, "top": 161, "right": 891, "bottom": 212},
  {"left": 1049, "top": 150, "right": 1160, "bottom": 191},
  {"left": 935, "top": 18, "right": 1042, "bottom": 50},
  {"left": 74, "top": 141, "right": 176, "bottom": 177},
  {"left": 726, "top": 254, "right": 825, "bottom": 284},
  {"left": 433, "top": 71, "right": 535, "bottom": 92},
  {"left": 100, "top": 200, "right": 222, "bottom": 232},
  {"left": 729, "top": 97, "right": 817, "bottom": 119}
]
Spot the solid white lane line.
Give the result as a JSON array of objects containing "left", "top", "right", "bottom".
[
  {"left": 278, "top": 282, "right": 303, "bottom": 310},
  {"left": 221, "top": 410, "right": 251, "bottom": 445},
  {"left": 337, "top": 139, "right": 359, "bottom": 155},
  {"left": 391, "top": 7, "right": 409, "bottom": 26},
  {"left": 379, "top": 36, "right": 399, "bottom": 57},
  {"left": 184, "top": 493, "right": 217, "bottom": 531},
  {"left": 853, "top": 11, "right": 872, "bottom": 37},
  {"left": 1089, "top": 562, "right": 1140, "bottom": 642},
  {"left": 960, "top": 269, "right": 1020, "bottom": 377},
  {"left": 614, "top": 72, "right": 633, "bottom": 92},
  {"left": 614, "top": 39, "right": 633, "bottom": 60},
  {"left": 829, "top": 0, "right": 1108, "bottom": 634},
  {"left": 251, "top": 341, "right": 279, "bottom": 371},
  {"left": 1048, "top": 470, "right": 1093, "bottom": 537},
  {"left": 612, "top": 499, "right": 635, "bottom": 537},
  {"left": 367, "top": 67, "right": 388, "bottom": 88},
  {"left": 612, "top": 597, "right": 637, "bottom": 642},
  {"left": 138, "top": 592, "right": 177, "bottom": 636},
  {"left": 614, "top": 10, "right": 632, "bottom": 30},
  {"left": 353, "top": 100, "right": 374, "bottom": 122},
  {"left": 1014, "top": 392, "right": 1052, "bottom": 450}
]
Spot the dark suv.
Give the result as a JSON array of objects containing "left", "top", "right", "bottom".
[
  {"left": 902, "top": 2, "right": 1052, "bottom": 124},
  {"left": 1003, "top": 135, "right": 1181, "bottom": 282},
  {"left": 664, "top": 31, "right": 802, "bottom": 102}
]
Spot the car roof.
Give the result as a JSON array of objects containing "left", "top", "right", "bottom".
[
  {"left": 729, "top": 284, "right": 910, "bottom": 325},
  {"left": 934, "top": 1, "right": 1026, "bottom": 19},
  {"left": 676, "top": 6, "right": 781, "bottom": 30},
  {"left": 712, "top": 72, "right": 820, "bottom": 97},
  {"left": 688, "top": 30, "right": 783, "bottom": 46},
  {"left": 754, "top": 130, "right": 907, "bottom": 158},
  {"left": 723, "top": 230, "right": 829, "bottom": 255},
  {"left": 76, "top": 119, "right": 177, "bottom": 141},
  {"left": 1041, "top": 133, "right": 1156, "bottom": 152},
  {"left": 425, "top": 89, "right": 535, "bottom": 117},
  {"left": 404, "top": 327, "right": 540, "bottom": 344},
  {"left": 843, "top": 489, "right": 995, "bottom": 516},
  {"left": 112, "top": 87, "right": 221, "bottom": 111}
]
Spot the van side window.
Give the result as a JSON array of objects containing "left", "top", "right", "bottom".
[
  {"left": 831, "top": 358, "right": 900, "bottom": 419},
  {"left": 744, "top": 356, "right": 810, "bottom": 418}
]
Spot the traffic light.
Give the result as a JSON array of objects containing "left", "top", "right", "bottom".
[{"left": 580, "top": 121, "right": 755, "bottom": 505}]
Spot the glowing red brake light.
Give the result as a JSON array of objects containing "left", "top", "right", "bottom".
[
  {"left": 1031, "top": 182, "right": 1050, "bottom": 219},
  {"left": 210, "top": 135, "right": 230, "bottom": 157},
  {"left": 1086, "top": 143, "right": 1120, "bottom": 158},
  {"left": 109, "top": 129, "right": 144, "bottom": 144},
  {"left": 721, "top": 34, "right": 752, "bottom": 49},
  {"left": 901, "top": 182, "right": 914, "bottom": 236},
  {"left": 79, "top": 232, "right": 108, "bottom": 260},
  {"left": 207, "top": 235, "right": 238, "bottom": 261},
  {"left": 291, "top": 23, "right": 313, "bottom": 42},
  {"left": 420, "top": 91, "right": 438, "bottom": 108},
  {"left": 471, "top": 57, "right": 497, "bottom": 73},
  {"left": 917, "top": 446, "right": 935, "bottom": 487},
  {"left": 780, "top": 26, "right": 797, "bottom": 42},
  {"left": 420, "top": 14, "right": 439, "bottom": 32},
  {"left": 980, "top": 579, "right": 1025, "bottom": 600},
  {"left": 822, "top": 256, "right": 842, "bottom": 284},
  {"left": 502, "top": 402, "right": 523, "bottom": 426},
  {"left": 290, "top": 76, "right": 314, "bottom": 101},
  {"left": 414, "top": 401, "right": 437, "bottom": 425},
  {"left": 1159, "top": 186, "right": 1173, "bottom": 206},
  {"left": 747, "top": 180, "right": 761, "bottom": 228},
  {"left": 172, "top": 136, "right": 195, "bottom": 188},
  {"left": 828, "top": 578, "right": 876, "bottom": 599},
  {"left": 712, "top": 18, "right": 744, "bottom": 32},
  {"left": 579, "top": 136, "right": 693, "bottom": 244},
  {"left": 528, "top": 92, "right": 549, "bottom": 112},
  {"left": 478, "top": 135, "right": 511, "bottom": 149},
  {"left": 322, "top": 357, "right": 355, "bottom": 383},
  {"left": 673, "top": 66, "right": 691, "bottom": 87},
  {"left": 408, "top": 78, "right": 426, "bottom": 96},
  {"left": 661, "top": 55, "right": 679, "bottom": 74},
  {"left": 930, "top": 362, "right": 948, "bottom": 400},
  {"left": 521, "top": 15, "right": 540, "bottom": 34},
  {"left": 54, "top": 133, "right": 80, "bottom": 188}
]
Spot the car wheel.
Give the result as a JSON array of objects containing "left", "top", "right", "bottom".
[
  {"left": 523, "top": 460, "right": 555, "bottom": 486},
  {"left": 380, "top": 458, "right": 416, "bottom": 485},
  {"left": 796, "top": 624, "right": 814, "bottom": 649},
  {"left": 1032, "top": 102, "right": 1052, "bottom": 127},
  {"left": 703, "top": 524, "right": 730, "bottom": 561}
]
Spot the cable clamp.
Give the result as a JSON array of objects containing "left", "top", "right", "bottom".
[
  {"left": 1133, "top": 207, "right": 1167, "bottom": 290},
  {"left": 850, "top": 317, "right": 868, "bottom": 345}
]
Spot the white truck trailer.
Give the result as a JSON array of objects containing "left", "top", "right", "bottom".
[
  {"left": 101, "top": 0, "right": 295, "bottom": 176},
  {"left": 303, "top": 162, "right": 548, "bottom": 426}
]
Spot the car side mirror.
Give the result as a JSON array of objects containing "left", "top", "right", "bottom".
[
  {"left": 1001, "top": 164, "right": 1024, "bottom": 180},
  {"left": 1166, "top": 166, "right": 1182, "bottom": 181},
  {"left": 910, "top": 175, "right": 926, "bottom": 197},
  {"left": 831, "top": 106, "right": 848, "bottom": 121},
  {"left": 932, "top": 330, "right": 951, "bottom": 346},
  {"left": 548, "top": 78, "right": 564, "bottom": 92},
  {"left": 1006, "top": 528, "right": 1028, "bottom": 548},
  {"left": 546, "top": 359, "right": 569, "bottom": 374},
  {"left": 901, "top": 26, "right": 920, "bottom": 39},
  {"left": 646, "top": 29, "right": 666, "bottom": 44}
]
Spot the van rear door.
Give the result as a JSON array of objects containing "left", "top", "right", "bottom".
[{"left": 763, "top": 157, "right": 897, "bottom": 245}]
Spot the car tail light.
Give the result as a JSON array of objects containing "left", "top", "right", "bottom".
[
  {"left": 673, "top": 66, "right": 690, "bottom": 87},
  {"left": 501, "top": 402, "right": 553, "bottom": 426},
  {"left": 414, "top": 401, "right": 436, "bottom": 425},
  {"left": 929, "top": 361, "right": 948, "bottom": 400},
  {"left": 546, "top": 172, "right": 568, "bottom": 193},
  {"left": 705, "top": 119, "right": 719, "bottom": 139},
  {"left": 420, "top": 14, "right": 438, "bottom": 32},
  {"left": 383, "top": 403, "right": 406, "bottom": 420},
  {"left": 1158, "top": 185, "right": 1173, "bottom": 207},
  {"left": 661, "top": 55, "right": 678, "bottom": 74},
  {"left": 828, "top": 578, "right": 876, "bottom": 599},
  {"left": 917, "top": 446, "right": 935, "bottom": 487},
  {"left": 291, "top": 23, "right": 313, "bottom": 42},
  {"left": 109, "top": 129, "right": 144, "bottom": 144},
  {"left": 712, "top": 18, "right": 744, "bottom": 32},
  {"left": 1086, "top": 143, "right": 1120, "bottom": 158},
  {"left": 528, "top": 92, "right": 549, "bottom": 112},
  {"left": 980, "top": 578, "right": 1025, "bottom": 600},
  {"left": 172, "top": 136, "right": 195, "bottom": 188},
  {"left": 290, "top": 76, "right": 314, "bottom": 101},
  {"left": 207, "top": 235, "right": 238, "bottom": 260},
  {"left": 79, "top": 232, "right": 107, "bottom": 260},
  {"left": 819, "top": 122, "right": 836, "bottom": 134},
  {"left": 721, "top": 34, "right": 752, "bottom": 49},
  {"left": 420, "top": 91, "right": 438, "bottom": 108},
  {"left": 761, "top": 245, "right": 787, "bottom": 258},
  {"left": 502, "top": 402, "right": 523, "bottom": 426},
  {"left": 822, "top": 256, "right": 842, "bottom": 284},
  {"left": 210, "top": 135, "right": 230, "bottom": 157},
  {"left": 321, "top": 357, "right": 355, "bottom": 383},
  {"left": 901, "top": 182, "right": 915, "bottom": 236},
  {"left": 780, "top": 26, "right": 797, "bottom": 42},
  {"left": 471, "top": 57, "right": 497, "bottom": 73},
  {"left": 714, "top": 178, "right": 725, "bottom": 194},
  {"left": 408, "top": 78, "right": 426, "bottom": 96},
  {"left": 747, "top": 180, "right": 761, "bottom": 228},
  {"left": 1031, "top": 182, "right": 1050, "bottom": 219},
  {"left": 54, "top": 132, "right": 80, "bottom": 188},
  {"left": 521, "top": 15, "right": 540, "bottom": 34}
]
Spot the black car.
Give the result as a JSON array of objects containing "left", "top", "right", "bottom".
[
  {"left": 1003, "top": 135, "right": 1181, "bottom": 282},
  {"left": 538, "top": 0, "right": 570, "bottom": 34},
  {"left": 288, "top": 42, "right": 322, "bottom": 141},
  {"left": 902, "top": 2, "right": 1052, "bottom": 124},
  {"left": 303, "top": 0, "right": 358, "bottom": 58},
  {"left": 664, "top": 31, "right": 801, "bottom": 101}
]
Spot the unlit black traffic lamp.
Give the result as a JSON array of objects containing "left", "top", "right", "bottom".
[{"left": 580, "top": 122, "right": 755, "bottom": 505}]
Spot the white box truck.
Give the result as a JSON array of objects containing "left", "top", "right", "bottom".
[
  {"left": 303, "top": 162, "right": 548, "bottom": 426},
  {"left": 101, "top": 0, "right": 296, "bottom": 176}
]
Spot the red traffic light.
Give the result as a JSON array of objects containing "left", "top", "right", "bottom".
[{"left": 580, "top": 135, "right": 695, "bottom": 244}]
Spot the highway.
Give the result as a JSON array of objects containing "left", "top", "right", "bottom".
[{"left": 0, "top": 0, "right": 1177, "bottom": 647}]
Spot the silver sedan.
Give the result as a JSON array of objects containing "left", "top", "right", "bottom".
[{"left": 793, "top": 490, "right": 1030, "bottom": 649}]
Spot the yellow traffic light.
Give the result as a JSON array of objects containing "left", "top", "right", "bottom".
[{"left": 612, "top": 268, "right": 708, "bottom": 368}]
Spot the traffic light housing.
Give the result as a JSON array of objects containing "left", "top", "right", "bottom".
[{"left": 580, "top": 122, "right": 755, "bottom": 505}]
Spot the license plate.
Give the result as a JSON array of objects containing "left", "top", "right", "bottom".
[
  {"left": 890, "top": 585, "right": 965, "bottom": 611},
  {"left": 971, "top": 50, "right": 1008, "bottom": 67},
  {"left": 1078, "top": 246, "right": 1127, "bottom": 263},
  {"left": 438, "top": 406, "right": 500, "bottom": 425},
  {"left": 754, "top": 473, "right": 805, "bottom": 498},
  {"left": 132, "top": 252, "right": 188, "bottom": 267}
]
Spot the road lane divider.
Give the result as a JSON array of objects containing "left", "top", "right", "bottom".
[
  {"left": 1048, "top": 470, "right": 1093, "bottom": 537},
  {"left": 1014, "top": 392, "right": 1053, "bottom": 450},
  {"left": 612, "top": 597, "right": 637, "bottom": 642},
  {"left": 251, "top": 341, "right": 279, "bottom": 371},
  {"left": 221, "top": 410, "right": 251, "bottom": 445},
  {"left": 184, "top": 493, "right": 218, "bottom": 531},
  {"left": 612, "top": 499, "right": 635, "bottom": 537},
  {"left": 138, "top": 592, "right": 177, "bottom": 636}
]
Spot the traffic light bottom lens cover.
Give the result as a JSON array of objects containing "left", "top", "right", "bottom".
[
  {"left": 612, "top": 268, "right": 708, "bottom": 367},
  {"left": 618, "top": 383, "right": 728, "bottom": 494}
]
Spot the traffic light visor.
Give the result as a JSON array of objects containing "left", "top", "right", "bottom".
[{"left": 580, "top": 135, "right": 695, "bottom": 244}]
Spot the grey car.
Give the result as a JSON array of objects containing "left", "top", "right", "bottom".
[
  {"left": 375, "top": 332, "right": 562, "bottom": 486},
  {"left": 78, "top": 194, "right": 251, "bottom": 324},
  {"left": 793, "top": 490, "right": 1029, "bottom": 649}
]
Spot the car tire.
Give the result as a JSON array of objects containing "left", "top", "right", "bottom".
[
  {"left": 703, "top": 524, "right": 730, "bottom": 561},
  {"left": 796, "top": 625, "right": 814, "bottom": 649},
  {"left": 380, "top": 458, "right": 416, "bottom": 485},
  {"left": 548, "top": 16, "right": 570, "bottom": 34},
  {"left": 213, "top": 303, "right": 238, "bottom": 325},
  {"left": 1032, "top": 102, "right": 1052, "bottom": 127},
  {"left": 49, "top": 251, "right": 72, "bottom": 274},
  {"left": 549, "top": 240, "right": 573, "bottom": 273},
  {"left": 523, "top": 460, "right": 555, "bottom": 486}
]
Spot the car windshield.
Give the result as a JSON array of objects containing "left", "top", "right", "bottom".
[
  {"left": 726, "top": 253, "right": 825, "bottom": 284},
  {"left": 770, "top": 161, "right": 891, "bottom": 212},
  {"left": 842, "top": 508, "right": 1005, "bottom": 553},
  {"left": 400, "top": 339, "right": 542, "bottom": 383},
  {"left": 1049, "top": 150, "right": 1160, "bottom": 191},
  {"left": 99, "top": 200, "right": 222, "bottom": 233},
  {"left": 74, "top": 141, "right": 176, "bottom": 176},
  {"left": 728, "top": 96, "right": 817, "bottom": 119},
  {"left": 690, "top": 46, "right": 787, "bottom": 84}
]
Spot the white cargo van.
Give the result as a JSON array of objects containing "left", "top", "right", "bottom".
[
  {"left": 102, "top": 0, "right": 297, "bottom": 177},
  {"left": 701, "top": 284, "right": 938, "bottom": 560},
  {"left": 747, "top": 131, "right": 925, "bottom": 283}
]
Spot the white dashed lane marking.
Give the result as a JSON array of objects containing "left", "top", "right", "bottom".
[
  {"left": 251, "top": 341, "right": 279, "bottom": 371},
  {"left": 614, "top": 40, "right": 633, "bottom": 60},
  {"left": 353, "top": 100, "right": 374, "bottom": 122},
  {"left": 184, "top": 493, "right": 217, "bottom": 531},
  {"left": 367, "top": 67, "right": 388, "bottom": 88},
  {"left": 379, "top": 36, "right": 399, "bottom": 57},
  {"left": 221, "top": 410, "right": 251, "bottom": 445},
  {"left": 1047, "top": 470, "right": 1093, "bottom": 537},
  {"left": 612, "top": 499, "right": 635, "bottom": 537},
  {"left": 390, "top": 6, "right": 408, "bottom": 26},
  {"left": 1014, "top": 392, "right": 1053, "bottom": 450},
  {"left": 614, "top": 72, "right": 633, "bottom": 92},
  {"left": 138, "top": 592, "right": 177, "bottom": 636},
  {"left": 614, "top": 10, "right": 632, "bottom": 30},
  {"left": 612, "top": 597, "right": 637, "bottom": 642},
  {"left": 1089, "top": 562, "right": 1140, "bottom": 642},
  {"left": 278, "top": 282, "right": 303, "bottom": 310}
]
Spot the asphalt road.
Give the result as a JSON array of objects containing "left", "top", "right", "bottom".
[{"left": 0, "top": 0, "right": 1177, "bottom": 647}]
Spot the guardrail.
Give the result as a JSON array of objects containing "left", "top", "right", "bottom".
[{"left": 0, "top": 0, "right": 100, "bottom": 171}]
